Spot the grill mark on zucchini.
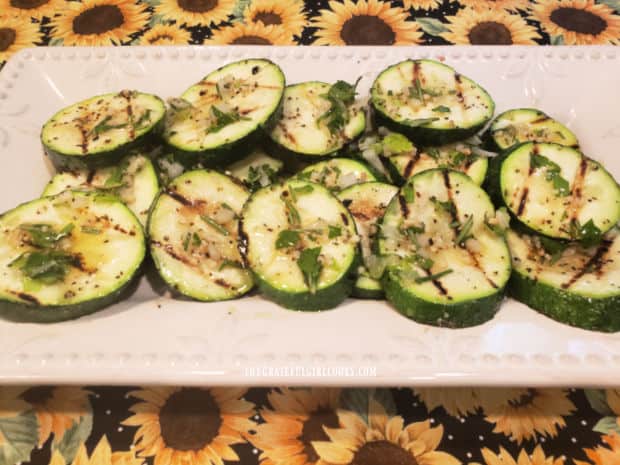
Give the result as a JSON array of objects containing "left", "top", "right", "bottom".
[
  {"left": 201, "top": 80, "right": 283, "bottom": 91},
  {"left": 10, "top": 291, "right": 40, "bottom": 305},
  {"left": 531, "top": 116, "right": 551, "bottom": 125},
  {"left": 278, "top": 123, "right": 297, "bottom": 145},
  {"left": 86, "top": 170, "right": 96, "bottom": 184},
  {"left": 514, "top": 145, "right": 539, "bottom": 217},
  {"left": 77, "top": 119, "right": 89, "bottom": 154},
  {"left": 151, "top": 239, "right": 194, "bottom": 267},
  {"left": 516, "top": 188, "right": 530, "bottom": 216},
  {"left": 562, "top": 240, "right": 612, "bottom": 289},
  {"left": 120, "top": 90, "right": 136, "bottom": 140},
  {"left": 567, "top": 157, "right": 588, "bottom": 227},
  {"left": 164, "top": 189, "right": 195, "bottom": 207},
  {"left": 403, "top": 153, "right": 420, "bottom": 179},
  {"left": 398, "top": 195, "right": 409, "bottom": 217},
  {"left": 340, "top": 212, "right": 349, "bottom": 226},
  {"left": 214, "top": 278, "right": 232, "bottom": 289},
  {"left": 453, "top": 73, "right": 465, "bottom": 105}
]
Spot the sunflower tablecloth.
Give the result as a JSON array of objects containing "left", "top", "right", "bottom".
[{"left": 2, "top": 0, "right": 620, "bottom": 464}]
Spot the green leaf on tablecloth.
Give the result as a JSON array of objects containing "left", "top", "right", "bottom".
[
  {"left": 551, "top": 35, "right": 565, "bottom": 45},
  {"left": 416, "top": 18, "right": 449, "bottom": 36},
  {"left": 585, "top": 389, "right": 615, "bottom": 416},
  {"left": 340, "top": 388, "right": 396, "bottom": 423},
  {"left": 593, "top": 416, "right": 620, "bottom": 435},
  {"left": 149, "top": 14, "right": 165, "bottom": 27},
  {"left": 53, "top": 413, "right": 93, "bottom": 464},
  {"left": 141, "top": 0, "right": 161, "bottom": 6},
  {"left": 49, "top": 38, "right": 63, "bottom": 46},
  {"left": 231, "top": 0, "right": 252, "bottom": 21},
  {"left": 0, "top": 411, "right": 39, "bottom": 465},
  {"left": 598, "top": 0, "right": 620, "bottom": 13}
]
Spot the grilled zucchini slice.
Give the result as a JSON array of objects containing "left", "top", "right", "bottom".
[
  {"left": 41, "top": 90, "right": 165, "bottom": 170},
  {"left": 163, "top": 59, "right": 285, "bottom": 165},
  {"left": 507, "top": 229, "right": 620, "bottom": 332},
  {"left": 0, "top": 191, "right": 145, "bottom": 323},
  {"left": 378, "top": 169, "right": 511, "bottom": 327},
  {"left": 148, "top": 170, "right": 253, "bottom": 301},
  {"left": 296, "top": 158, "right": 378, "bottom": 192},
  {"left": 371, "top": 59, "right": 494, "bottom": 145},
  {"left": 241, "top": 180, "right": 359, "bottom": 310}
]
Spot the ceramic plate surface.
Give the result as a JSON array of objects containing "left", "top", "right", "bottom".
[{"left": 1, "top": 45, "right": 619, "bottom": 386}]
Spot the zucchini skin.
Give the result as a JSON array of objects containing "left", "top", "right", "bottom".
[
  {"left": 266, "top": 134, "right": 364, "bottom": 164},
  {"left": 353, "top": 277, "right": 384, "bottom": 299},
  {"left": 383, "top": 269, "right": 504, "bottom": 328},
  {"left": 508, "top": 271, "right": 620, "bottom": 333}
]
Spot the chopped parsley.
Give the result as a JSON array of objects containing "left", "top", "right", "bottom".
[
  {"left": 432, "top": 105, "right": 451, "bottom": 113},
  {"left": 276, "top": 230, "right": 301, "bottom": 249},
  {"left": 328, "top": 225, "right": 342, "bottom": 239},
  {"left": 569, "top": 219, "right": 602, "bottom": 247},
  {"left": 402, "top": 184, "right": 415, "bottom": 203},
  {"left": 207, "top": 105, "right": 249, "bottom": 134},
  {"left": 530, "top": 153, "right": 570, "bottom": 197},
  {"left": 9, "top": 250, "right": 79, "bottom": 285},
  {"left": 20, "top": 223, "right": 74, "bottom": 248},
  {"left": 219, "top": 259, "right": 242, "bottom": 271},
  {"left": 318, "top": 78, "right": 361, "bottom": 134},
  {"left": 297, "top": 247, "right": 322, "bottom": 293},
  {"left": 382, "top": 133, "right": 413, "bottom": 156},
  {"left": 88, "top": 115, "right": 127, "bottom": 137}
]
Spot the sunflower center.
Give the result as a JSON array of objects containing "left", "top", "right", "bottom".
[
  {"left": 508, "top": 389, "right": 537, "bottom": 408},
  {"left": 20, "top": 386, "right": 54, "bottom": 405},
  {"left": 341, "top": 15, "right": 396, "bottom": 45},
  {"left": 253, "top": 11, "right": 282, "bottom": 26},
  {"left": 177, "top": 0, "right": 217, "bottom": 13},
  {"left": 72, "top": 5, "right": 124, "bottom": 36},
  {"left": 550, "top": 7, "right": 607, "bottom": 35},
  {"left": 468, "top": 21, "right": 513, "bottom": 45},
  {"left": 352, "top": 440, "right": 418, "bottom": 465},
  {"left": 231, "top": 35, "right": 272, "bottom": 45},
  {"left": 159, "top": 388, "right": 222, "bottom": 451},
  {"left": 10, "top": 0, "right": 49, "bottom": 10},
  {"left": 300, "top": 409, "right": 340, "bottom": 463},
  {"left": 0, "top": 28, "right": 16, "bottom": 52}
]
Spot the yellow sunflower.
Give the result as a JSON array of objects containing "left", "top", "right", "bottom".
[
  {"left": 139, "top": 24, "right": 191, "bottom": 45},
  {"left": 122, "top": 387, "right": 255, "bottom": 465},
  {"left": 249, "top": 388, "right": 341, "bottom": 465},
  {"left": 312, "top": 399, "right": 460, "bottom": 465},
  {"left": 402, "top": 0, "right": 442, "bottom": 10},
  {"left": 48, "top": 435, "right": 142, "bottom": 465},
  {"left": 0, "top": 0, "right": 64, "bottom": 20},
  {"left": 483, "top": 389, "right": 575, "bottom": 444},
  {"left": 206, "top": 21, "right": 295, "bottom": 45},
  {"left": 155, "top": 0, "right": 235, "bottom": 27},
  {"left": 606, "top": 388, "right": 620, "bottom": 418},
  {"left": 472, "top": 444, "right": 565, "bottom": 465},
  {"left": 243, "top": 0, "right": 306, "bottom": 39},
  {"left": 50, "top": 0, "right": 149, "bottom": 46},
  {"left": 415, "top": 388, "right": 527, "bottom": 418},
  {"left": 312, "top": 0, "right": 422, "bottom": 45},
  {"left": 575, "top": 433, "right": 620, "bottom": 465},
  {"left": 21, "top": 386, "right": 91, "bottom": 447},
  {"left": 458, "top": 0, "right": 532, "bottom": 11},
  {"left": 530, "top": 0, "right": 620, "bottom": 45},
  {"left": 0, "top": 387, "right": 30, "bottom": 446},
  {"left": 0, "top": 15, "right": 41, "bottom": 64},
  {"left": 442, "top": 7, "right": 541, "bottom": 45}
]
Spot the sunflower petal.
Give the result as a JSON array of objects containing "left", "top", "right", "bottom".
[
  {"left": 417, "top": 450, "right": 462, "bottom": 465},
  {"left": 311, "top": 441, "right": 355, "bottom": 464}
]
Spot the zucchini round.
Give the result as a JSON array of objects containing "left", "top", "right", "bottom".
[
  {"left": 296, "top": 158, "right": 378, "bottom": 192},
  {"left": 148, "top": 170, "right": 253, "bottom": 301},
  {"left": 378, "top": 169, "right": 511, "bottom": 327},
  {"left": 507, "top": 229, "right": 620, "bottom": 332},
  {"left": 42, "top": 152, "right": 159, "bottom": 227},
  {"left": 498, "top": 142, "right": 620, "bottom": 240},
  {"left": 163, "top": 59, "right": 285, "bottom": 165},
  {"left": 338, "top": 182, "right": 398, "bottom": 299},
  {"left": 268, "top": 81, "right": 365, "bottom": 159},
  {"left": 41, "top": 90, "right": 165, "bottom": 170},
  {"left": 0, "top": 191, "right": 146, "bottom": 323},
  {"left": 240, "top": 180, "right": 359, "bottom": 310},
  {"left": 371, "top": 59, "right": 494, "bottom": 145},
  {"left": 488, "top": 108, "right": 578, "bottom": 151}
]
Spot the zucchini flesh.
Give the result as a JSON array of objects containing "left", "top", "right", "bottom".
[
  {"left": 297, "top": 158, "right": 377, "bottom": 191},
  {"left": 378, "top": 169, "right": 511, "bottom": 327},
  {"left": 42, "top": 153, "right": 159, "bottom": 227},
  {"left": 164, "top": 59, "right": 285, "bottom": 161},
  {"left": 269, "top": 82, "right": 365, "bottom": 157},
  {"left": 148, "top": 170, "right": 253, "bottom": 301},
  {"left": 489, "top": 108, "right": 578, "bottom": 151},
  {"left": 41, "top": 90, "right": 165, "bottom": 168},
  {"left": 499, "top": 143, "right": 620, "bottom": 240},
  {"left": 507, "top": 229, "right": 620, "bottom": 332},
  {"left": 226, "top": 148, "right": 283, "bottom": 191},
  {"left": 338, "top": 182, "right": 398, "bottom": 299},
  {"left": 241, "top": 180, "right": 359, "bottom": 310},
  {"left": 0, "top": 191, "right": 145, "bottom": 322},
  {"left": 371, "top": 59, "right": 494, "bottom": 144}
]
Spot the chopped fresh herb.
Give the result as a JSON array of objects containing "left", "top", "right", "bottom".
[
  {"left": 192, "top": 232, "right": 201, "bottom": 247},
  {"left": 296, "top": 171, "right": 313, "bottom": 181},
  {"left": 425, "top": 147, "right": 440, "bottom": 160},
  {"left": 431, "top": 197, "right": 456, "bottom": 217},
  {"left": 207, "top": 105, "right": 249, "bottom": 134},
  {"left": 200, "top": 215, "right": 229, "bottom": 236},
  {"left": 318, "top": 78, "right": 361, "bottom": 134},
  {"left": 382, "top": 133, "right": 413, "bottom": 156},
  {"left": 276, "top": 229, "right": 301, "bottom": 249},
  {"left": 88, "top": 115, "right": 127, "bottom": 137},
  {"left": 539, "top": 236, "right": 568, "bottom": 264},
  {"left": 80, "top": 226, "right": 101, "bottom": 235},
  {"left": 168, "top": 98, "right": 193, "bottom": 111},
  {"left": 409, "top": 78, "right": 442, "bottom": 100},
  {"left": 402, "top": 184, "right": 415, "bottom": 203},
  {"left": 297, "top": 247, "right": 322, "bottom": 293},
  {"left": 20, "top": 223, "right": 74, "bottom": 248},
  {"left": 328, "top": 225, "right": 342, "bottom": 239},
  {"left": 448, "top": 151, "right": 467, "bottom": 168},
  {"left": 404, "top": 224, "right": 425, "bottom": 237},
  {"left": 412, "top": 253, "right": 433, "bottom": 271},
  {"left": 493, "top": 125, "right": 517, "bottom": 144},
  {"left": 219, "top": 259, "right": 242, "bottom": 271},
  {"left": 132, "top": 109, "right": 152, "bottom": 130},
  {"left": 182, "top": 232, "right": 191, "bottom": 251},
  {"left": 293, "top": 185, "right": 314, "bottom": 196},
  {"left": 246, "top": 164, "right": 278, "bottom": 191},
  {"left": 569, "top": 219, "right": 602, "bottom": 247},
  {"left": 281, "top": 192, "right": 301, "bottom": 226},
  {"left": 555, "top": 130, "right": 566, "bottom": 140},
  {"left": 9, "top": 250, "right": 78, "bottom": 284},
  {"left": 415, "top": 268, "right": 453, "bottom": 283},
  {"left": 533, "top": 128, "right": 545, "bottom": 137},
  {"left": 432, "top": 105, "right": 451, "bottom": 113},
  {"left": 530, "top": 153, "right": 570, "bottom": 197},
  {"left": 402, "top": 117, "right": 439, "bottom": 127},
  {"left": 455, "top": 215, "right": 474, "bottom": 246},
  {"left": 104, "top": 161, "right": 128, "bottom": 188}
]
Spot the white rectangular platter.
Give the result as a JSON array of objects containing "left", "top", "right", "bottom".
[{"left": 1, "top": 45, "right": 620, "bottom": 387}]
